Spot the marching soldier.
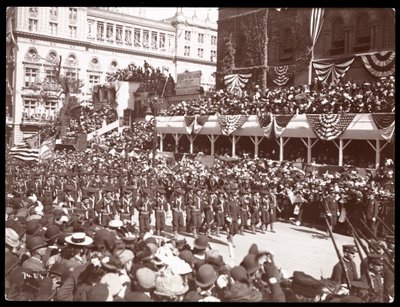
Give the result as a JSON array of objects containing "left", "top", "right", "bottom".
[
  {"left": 190, "top": 188, "right": 203, "bottom": 238},
  {"left": 171, "top": 187, "right": 186, "bottom": 239},
  {"left": 226, "top": 186, "right": 240, "bottom": 245},
  {"left": 154, "top": 188, "right": 168, "bottom": 236},
  {"left": 200, "top": 190, "right": 214, "bottom": 237},
  {"left": 330, "top": 244, "right": 359, "bottom": 285},
  {"left": 138, "top": 188, "right": 152, "bottom": 234},
  {"left": 267, "top": 187, "right": 278, "bottom": 233},
  {"left": 120, "top": 185, "right": 135, "bottom": 223},
  {"left": 260, "top": 188, "right": 271, "bottom": 233},
  {"left": 365, "top": 193, "right": 380, "bottom": 237},
  {"left": 214, "top": 189, "right": 226, "bottom": 237},
  {"left": 250, "top": 189, "right": 261, "bottom": 234},
  {"left": 98, "top": 185, "right": 117, "bottom": 227},
  {"left": 238, "top": 190, "right": 251, "bottom": 235}
]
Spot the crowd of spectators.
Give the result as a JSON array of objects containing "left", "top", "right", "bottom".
[
  {"left": 65, "top": 105, "right": 118, "bottom": 137},
  {"left": 164, "top": 76, "right": 395, "bottom": 116}
]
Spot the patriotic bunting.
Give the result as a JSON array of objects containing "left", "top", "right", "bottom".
[
  {"left": 273, "top": 66, "right": 291, "bottom": 86},
  {"left": 371, "top": 113, "right": 395, "bottom": 140},
  {"left": 223, "top": 74, "right": 252, "bottom": 93},
  {"left": 193, "top": 115, "right": 209, "bottom": 134},
  {"left": 274, "top": 115, "right": 294, "bottom": 138},
  {"left": 361, "top": 51, "right": 395, "bottom": 78},
  {"left": 306, "top": 114, "right": 356, "bottom": 140},
  {"left": 185, "top": 116, "right": 195, "bottom": 134},
  {"left": 257, "top": 113, "right": 273, "bottom": 138},
  {"left": 39, "top": 136, "right": 57, "bottom": 164},
  {"left": 313, "top": 58, "right": 354, "bottom": 83},
  {"left": 9, "top": 142, "right": 39, "bottom": 162},
  {"left": 218, "top": 115, "right": 248, "bottom": 136}
]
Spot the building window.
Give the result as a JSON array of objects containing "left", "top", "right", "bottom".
[
  {"left": 49, "top": 7, "right": 58, "bottom": 17},
  {"left": 23, "top": 99, "right": 37, "bottom": 118},
  {"left": 69, "top": 8, "right": 77, "bottom": 20},
  {"left": 198, "top": 48, "right": 204, "bottom": 58},
  {"left": 49, "top": 22, "right": 58, "bottom": 35},
  {"left": 210, "top": 50, "right": 217, "bottom": 62},
  {"left": 159, "top": 33, "right": 166, "bottom": 50},
  {"left": 143, "top": 30, "right": 149, "bottom": 48},
  {"left": 125, "top": 28, "right": 132, "bottom": 45},
  {"left": 97, "top": 22, "right": 104, "bottom": 41},
  {"left": 211, "top": 35, "right": 217, "bottom": 45},
  {"left": 106, "top": 24, "right": 114, "bottom": 42},
  {"left": 151, "top": 31, "right": 158, "bottom": 49},
  {"left": 330, "top": 17, "right": 344, "bottom": 55},
  {"left": 69, "top": 26, "right": 77, "bottom": 38},
  {"left": 88, "top": 74, "right": 100, "bottom": 90},
  {"left": 356, "top": 13, "right": 370, "bottom": 45},
  {"left": 134, "top": 28, "right": 141, "bottom": 47},
  {"left": 116, "top": 25, "right": 123, "bottom": 44},
  {"left": 28, "top": 19, "right": 38, "bottom": 32},
  {"left": 198, "top": 33, "right": 204, "bottom": 43},
  {"left": 65, "top": 70, "right": 77, "bottom": 81},
  {"left": 25, "top": 67, "right": 38, "bottom": 87},
  {"left": 184, "top": 46, "right": 190, "bottom": 56},
  {"left": 185, "top": 31, "right": 191, "bottom": 41},
  {"left": 44, "top": 101, "right": 57, "bottom": 120},
  {"left": 45, "top": 69, "right": 57, "bottom": 83}
]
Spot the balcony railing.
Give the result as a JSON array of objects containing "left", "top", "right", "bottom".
[{"left": 21, "top": 116, "right": 58, "bottom": 125}]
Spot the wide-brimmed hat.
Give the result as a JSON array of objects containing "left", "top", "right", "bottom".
[
  {"left": 6, "top": 228, "right": 20, "bottom": 248},
  {"left": 195, "top": 264, "right": 218, "bottom": 288},
  {"left": 240, "top": 254, "right": 261, "bottom": 274},
  {"left": 25, "top": 220, "right": 42, "bottom": 237},
  {"left": 42, "top": 225, "right": 61, "bottom": 242},
  {"left": 65, "top": 232, "right": 93, "bottom": 246},
  {"left": 154, "top": 269, "right": 189, "bottom": 297},
  {"left": 26, "top": 236, "right": 47, "bottom": 252},
  {"left": 109, "top": 219, "right": 123, "bottom": 229},
  {"left": 194, "top": 235, "right": 209, "bottom": 250}
]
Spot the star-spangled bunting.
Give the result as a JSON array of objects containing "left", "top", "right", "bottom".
[
  {"left": 306, "top": 114, "right": 356, "bottom": 141},
  {"left": 371, "top": 113, "right": 395, "bottom": 141},
  {"left": 257, "top": 113, "right": 273, "bottom": 138},
  {"left": 218, "top": 115, "right": 248, "bottom": 136}
]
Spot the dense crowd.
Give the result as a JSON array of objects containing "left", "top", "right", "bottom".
[
  {"left": 165, "top": 76, "right": 395, "bottom": 116},
  {"left": 65, "top": 105, "right": 118, "bottom": 137}
]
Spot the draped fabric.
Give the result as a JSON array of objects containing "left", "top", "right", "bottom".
[
  {"left": 257, "top": 113, "right": 273, "bottom": 138},
  {"left": 185, "top": 116, "right": 195, "bottom": 134},
  {"left": 310, "top": 8, "right": 325, "bottom": 49},
  {"left": 306, "top": 114, "right": 356, "bottom": 140},
  {"left": 39, "top": 136, "right": 56, "bottom": 164},
  {"left": 371, "top": 113, "right": 395, "bottom": 140},
  {"left": 218, "top": 115, "right": 249, "bottom": 136},
  {"left": 274, "top": 115, "right": 294, "bottom": 138},
  {"left": 273, "top": 66, "right": 290, "bottom": 86},
  {"left": 193, "top": 115, "right": 209, "bottom": 134},
  {"left": 361, "top": 51, "right": 395, "bottom": 77},
  {"left": 223, "top": 74, "right": 252, "bottom": 92},
  {"left": 313, "top": 58, "right": 355, "bottom": 83}
]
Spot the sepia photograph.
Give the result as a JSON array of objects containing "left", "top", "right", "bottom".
[{"left": 5, "top": 6, "right": 395, "bottom": 302}]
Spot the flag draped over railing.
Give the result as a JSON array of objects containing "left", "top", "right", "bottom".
[
  {"left": 371, "top": 113, "right": 395, "bottom": 141},
  {"left": 218, "top": 115, "right": 248, "bottom": 136},
  {"left": 306, "top": 114, "right": 356, "bottom": 141},
  {"left": 313, "top": 58, "right": 355, "bottom": 83}
]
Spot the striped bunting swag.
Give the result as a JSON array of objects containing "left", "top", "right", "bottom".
[
  {"left": 257, "top": 113, "right": 273, "bottom": 138},
  {"left": 223, "top": 74, "right": 252, "bottom": 93},
  {"left": 274, "top": 115, "right": 294, "bottom": 138},
  {"left": 185, "top": 116, "right": 195, "bottom": 134},
  {"left": 361, "top": 51, "right": 395, "bottom": 78},
  {"left": 273, "top": 66, "right": 290, "bottom": 86},
  {"left": 9, "top": 142, "right": 39, "bottom": 162},
  {"left": 371, "top": 113, "right": 395, "bottom": 141},
  {"left": 193, "top": 115, "right": 209, "bottom": 134},
  {"left": 306, "top": 114, "right": 356, "bottom": 141},
  {"left": 218, "top": 115, "right": 248, "bottom": 136}
]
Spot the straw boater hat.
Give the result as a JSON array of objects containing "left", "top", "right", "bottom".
[{"left": 65, "top": 232, "right": 93, "bottom": 246}]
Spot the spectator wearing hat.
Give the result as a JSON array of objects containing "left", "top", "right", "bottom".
[
  {"left": 127, "top": 267, "right": 156, "bottom": 301},
  {"left": 330, "top": 244, "right": 359, "bottom": 285},
  {"left": 359, "top": 254, "right": 385, "bottom": 302},
  {"left": 154, "top": 188, "right": 168, "bottom": 236},
  {"left": 6, "top": 227, "right": 21, "bottom": 255},
  {"left": 184, "top": 264, "right": 220, "bottom": 302},
  {"left": 22, "top": 236, "right": 48, "bottom": 271},
  {"left": 289, "top": 271, "right": 324, "bottom": 302},
  {"left": 153, "top": 268, "right": 189, "bottom": 302},
  {"left": 192, "top": 235, "right": 210, "bottom": 267},
  {"left": 85, "top": 283, "right": 112, "bottom": 301},
  {"left": 49, "top": 262, "right": 71, "bottom": 292},
  {"left": 41, "top": 225, "right": 62, "bottom": 268}
]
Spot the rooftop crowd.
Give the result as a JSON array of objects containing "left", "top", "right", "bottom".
[{"left": 164, "top": 76, "right": 395, "bottom": 116}]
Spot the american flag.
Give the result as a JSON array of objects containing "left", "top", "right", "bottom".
[
  {"left": 306, "top": 114, "right": 355, "bottom": 141},
  {"left": 38, "top": 135, "right": 56, "bottom": 164},
  {"left": 9, "top": 141, "right": 39, "bottom": 162}
]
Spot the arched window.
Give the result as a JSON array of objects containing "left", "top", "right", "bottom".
[
  {"left": 280, "top": 27, "right": 294, "bottom": 61},
  {"left": 330, "top": 17, "right": 345, "bottom": 55},
  {"left": 356, "top": 13, "right": 370, "bottom": 47}
]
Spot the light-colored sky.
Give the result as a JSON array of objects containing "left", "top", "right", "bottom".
[{"left": 142, "top": 7, "right": 218, "bottom": 22}]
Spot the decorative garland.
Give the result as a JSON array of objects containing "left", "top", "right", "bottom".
[{"left": 361, "top": 51, "right": 395, "bottom": 78}]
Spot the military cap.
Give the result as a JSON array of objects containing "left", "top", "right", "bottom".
[
  {"left": 368, "top": 254, "right": 384, "bottom": 266},
  {"left": 342, "top": 244, "right": 357, "bottom": 254}
]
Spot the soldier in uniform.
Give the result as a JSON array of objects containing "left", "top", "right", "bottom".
[
  {"left": 267, "top": 187, "right": 278, "bottom": 233},
  {"left": 214, "top": 189, "right": 226, "bottom": 237},
  {"left": 120, "top": 185, "right": 135, "bottom": 223},
  {"left": 99, "top": 185, "right": 117, "bottom": 227},
  {"left": 190, "top": 188, "right": 203, "bottom": 238},
  {"left": 238, "top": 190, "right": 250, "bottom": 235},
  {"left": 359, "top": 254, "right": 385, "bottom": 302},
  {"left": 260, "top": 188, "right": 271, "bottom": 233},
  {"left": 171, "top": 187, "right": 186, "bottom": 239},
  {"left": 250, "top": 189, "right": 261, "bottom": 234},
  {"left": 330, "top": 244, "right": 359, "bottom": 285},
  {"left": 154, "top": 188, "right": 168, "bottom": 236},
  {"left": 323, "top": 188, "right": 339, "bottom": 233},
  {"left": 225, "top": 187, "right": 240, "bottom": 245},
  {"left": 200, "top": 190, "right": 214, "bottom": 237},
  {"left": 365, "top": 192, "right": 380, "bottom": 237},
  {"left": 138, "top": 188, "right": 152, "bottom": 234},
  {"left": 55, "top": 173, "right": 67, "bottom": 203}
]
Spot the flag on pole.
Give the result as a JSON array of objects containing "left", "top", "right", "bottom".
[
  {"left": 39, "top": 136, "right": 56, "bottom": 164},
  {"left": 9, "top": 142, "right": 39, "bottom": 162}
]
